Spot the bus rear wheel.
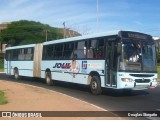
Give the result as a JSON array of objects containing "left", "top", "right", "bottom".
[
  {"left": 45, "top": 72, "right": 53, "bottom": 86},
  {"left": 90, "top": 76, "right": 102, "bottom": 95},
  {"left": 14, "top": 69, "right": 19, "bottom": 80}
]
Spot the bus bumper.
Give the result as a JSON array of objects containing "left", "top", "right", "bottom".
[
  {"left": 118, "top": 82, "right": 157, "bottom": 90},
  {"left": 117, "top": 72, "right": 158, "bottom": 90}
]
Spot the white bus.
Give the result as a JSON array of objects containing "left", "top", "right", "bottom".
[{"left": 4, "top": 31, "right": 158, "bottom": 95}]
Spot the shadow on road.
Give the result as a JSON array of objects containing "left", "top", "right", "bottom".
[{"left": 102, "top": 88, "right": 149, "bottom": 97}]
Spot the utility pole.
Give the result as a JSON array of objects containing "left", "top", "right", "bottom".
[
  {"left": 63, "top": 22, "right": 66, "bottom": 38},
  {"left": 96, "top": 0, "right": 99, "bottom": 32},
  {"left": 45, "top": 30, "right": 48, "bottom": 42},
  {"left": 45, "top": 30, "right": 49, "bottom": 42}
]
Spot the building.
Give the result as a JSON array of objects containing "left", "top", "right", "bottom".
[{"left": 0, "top": 22, "right": 10, "bottom": 56}]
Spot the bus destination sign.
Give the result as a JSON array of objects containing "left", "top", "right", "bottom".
[{"left": 119, "top": 31, "right": 152, "bottom": 40}]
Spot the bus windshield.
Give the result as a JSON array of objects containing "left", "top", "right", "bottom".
[{"left": 119, "top": 40, "right": 157, "bottom": 72}]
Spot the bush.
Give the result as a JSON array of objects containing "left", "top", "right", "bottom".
[
  {"left": 0, "top": 90, "right": 8, "bottom": 105},
  {"left": 157, "top": 52, "right": 160, "bottom": 65},
  {"left": 0, "top": 58, "right": 4, "bottom": 70}
]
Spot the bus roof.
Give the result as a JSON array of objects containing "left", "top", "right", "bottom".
[
  {"left": 6, "top": 44, "right": 36, "bottom": 50},
  {"left": 43, "top": 31, "right": 120, "bottom": 45}
]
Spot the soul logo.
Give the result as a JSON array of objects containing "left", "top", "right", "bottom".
[{"left": 53, "top": 63, "right": 71, "bottom": 69}]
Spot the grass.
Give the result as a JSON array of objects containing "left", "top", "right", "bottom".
[
  {"left": 0, "top": 69, "right": 4, "bottom": 72},
  {"left": 0, "top": 90, "right": 8, "bottom": 105}
]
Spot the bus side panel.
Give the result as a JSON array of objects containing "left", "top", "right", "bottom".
[
  {"left": 72, "top": 60, "right": 105, "bottom": 85},
  {"left": 41, "top": 60, "right": 73, "bottom": 83},
  {"left": 10, "top": 61, "right": 34, "bottom": 77},
  {"left": 42, "top": 60, "right": 106, "bottom": 85}
]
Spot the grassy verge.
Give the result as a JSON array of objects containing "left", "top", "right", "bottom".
[{"left": 0, "top": 90, "right": 8, "bottom": 105}]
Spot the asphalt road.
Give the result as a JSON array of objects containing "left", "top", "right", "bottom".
[{"left": 0, "top": 73, "right": 160, "bottom": 119}]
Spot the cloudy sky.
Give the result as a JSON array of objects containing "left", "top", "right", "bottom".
[{"left": 0, "top": 0, "right": 160, "bottom": 36}]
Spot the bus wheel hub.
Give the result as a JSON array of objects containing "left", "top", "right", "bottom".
[{"left": 92, "top": 81, "right": 97, "bottom": 89}]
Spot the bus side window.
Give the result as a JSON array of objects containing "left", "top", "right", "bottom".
[
  {"left": 42, "top": 46, "right": 47, "bottom": 60},
  {"left": 74, "top": 41, "right": 86, "bottom": 59},
  {"left": 87, "top": 40, "right": 96, "bottom": 58},
  {"left": 43, "top": 45, "right": 54, "bottom": 60},
  {"left": 54, "top": 44, "right": 63, "bottom": 59},
  {"left": 25, "top": 48, "right": 33, "bottom": 60},
  {"left": 5, "top": 50, "right": 9, "bottom": 61},
  {"left": 18, "top": 49, "right": 25, "bottom": 60},
  {"left": 64, "top": 43, "right": 74, "bottom": 59},
  {"left": 96, "top": 39, "right": 104, "bottom": 59}
]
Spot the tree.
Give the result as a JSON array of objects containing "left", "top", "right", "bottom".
[{"left": 0, "top": 20, "right": 64, "bottom": 46}]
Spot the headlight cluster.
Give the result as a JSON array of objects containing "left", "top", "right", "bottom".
[
  {"left": 152, "top": 78, "right": 157, "bottom": 82},
  {"left": 121, "top": 78, "right": 133, "bottom": 82}
]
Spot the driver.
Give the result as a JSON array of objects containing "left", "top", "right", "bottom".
[{"left": 129, "top": 43, "right": 141, "bottom": 62}]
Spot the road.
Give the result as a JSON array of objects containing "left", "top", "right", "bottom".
[{"left": 0, "top": 73, "right": 160, "bottom": 119}]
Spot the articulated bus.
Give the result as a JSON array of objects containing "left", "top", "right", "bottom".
[{"left": 4, "top": 31, "right": 158, "bottom": 95}]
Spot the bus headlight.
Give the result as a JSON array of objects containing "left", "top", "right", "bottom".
[
  {"left": 121, "top": 78, "right": 133, "bottom": 82},
  {"left": 152, "top": 78, "right": 157, "bottom": 82}
]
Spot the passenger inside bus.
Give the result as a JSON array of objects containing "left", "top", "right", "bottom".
[
  {"left": 74, "top": 49, "right": 86, "bottom": 58},
  {"left": 95, "top": 48, "right": 103, "bottom": 58},
  {"left": 74, "top": 41, "right": 86, "bottom": 59},
  {"left": 87, "top": 47, "right": 93, "bottom": 58}
]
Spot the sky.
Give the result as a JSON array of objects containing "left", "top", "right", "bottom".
[{"left": 0, "top": 0, "right": 160, "bottom": 36}]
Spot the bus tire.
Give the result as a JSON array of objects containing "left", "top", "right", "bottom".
[
  {"left": 45, "top": 72, "right": 53, "bottom": 86},
  {"left": 90, "top": 76, "right": 102, "bottom": 95},
  {"left": 14, "top": 69, "right": 19, "bottom": 80}
]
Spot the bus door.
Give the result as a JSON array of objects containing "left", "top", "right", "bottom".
[
  {"left": 6, "top": 51, "right": 11, "bottom": 74},
  {"left": 106, "top": 42, "right": 117, "bottom": 87}
]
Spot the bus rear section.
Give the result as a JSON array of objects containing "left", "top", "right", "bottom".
[{"left": 4, "top": 44, "right": 42, "bottom": 79}]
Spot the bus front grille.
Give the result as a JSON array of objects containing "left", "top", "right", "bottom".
[
  {"left": 135, "top": 79, "right": 150, "bottom": 83},
  {"left": 130, "top": 74, "right": 154, "bottom": 77}
]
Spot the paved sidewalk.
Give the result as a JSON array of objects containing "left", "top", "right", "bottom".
[{"left": 0, "top": 80, "right": 122, "bottom": 120}]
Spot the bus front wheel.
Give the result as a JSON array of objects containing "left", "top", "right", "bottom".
[
  {"left": 45, "top": 72, "right": 53, "bottom": 86},
  {"left": 90, "top": 76, "right": 102, "bottom": 95}
]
